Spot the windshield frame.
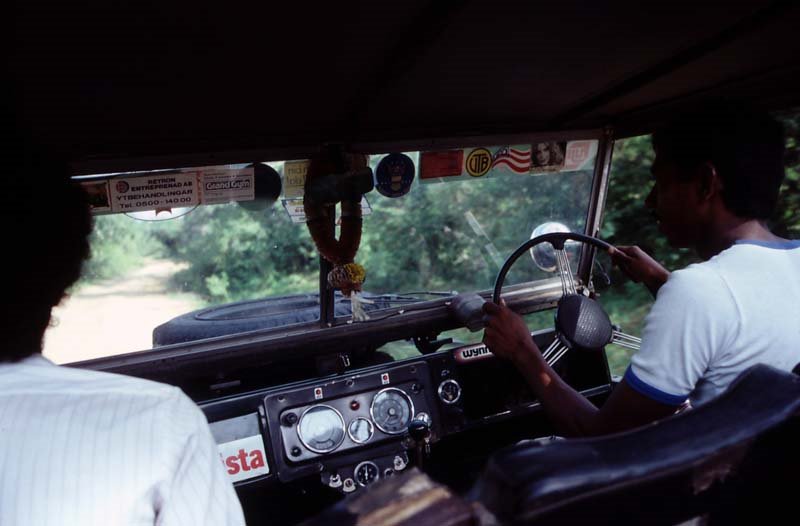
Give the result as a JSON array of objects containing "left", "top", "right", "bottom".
[{"left": 67, "top": 127, "right": 613, "bottom": 373}]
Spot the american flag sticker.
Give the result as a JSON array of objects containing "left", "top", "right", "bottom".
[
  {"left": 381, "top": 373, "right": 390, "bottom": 385},
  {"left": 314, "top": 387, "right": 323, "bottom": 400},
  {"left": 491, "top": 146, "right": 531, "bottom": 174}
]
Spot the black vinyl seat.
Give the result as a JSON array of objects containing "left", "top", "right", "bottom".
[{"left": 473, "top": 364, "right": 800, "bottom": 525}]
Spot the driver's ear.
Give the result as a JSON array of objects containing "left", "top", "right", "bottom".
[{"left": 695, "top": 162, "right": 722, "bottom": 202}]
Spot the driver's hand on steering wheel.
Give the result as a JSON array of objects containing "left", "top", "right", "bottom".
[
  {"left": 609, "top": 245, "right": 670, "bottom": 297},
  {"left": 482, "top": 300, "right": 541, "bottom": 366}
]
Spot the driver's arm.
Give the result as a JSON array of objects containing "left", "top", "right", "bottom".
[
  {"left": 610, "top": 246, "right": 670, "bottom": 297},
  {"left": 483, "top": 267, "right": 732, "bottom": 436},
  {"left": 482, "top": 302, "right": 678, "bottom": 436}
]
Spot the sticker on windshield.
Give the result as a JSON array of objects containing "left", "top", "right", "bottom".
[
  {"left": 109, "top": 171, "right": 199, "bottom": 213},
  {"left": 375, "top": 153, "right": 415, "bottom": 197},
  {"left": 218, "top": 435, "right": 270, "bottom": 483},
  {"left": 283, "top": 160, "right": 309, "bottom": 198},
  {"left": 199, "top": 167, "right": 255, "bottom": 204},
  {"left": 80, "top": 180, "right": 112, "bottom": 213},
  {"left": 421, "top": 144, "right": 534, "bottom": 183},
  {"left": 530, "top": 141, "right": 567, "bottom": 173},
  {"left": 465, "top": 148, "right": 492, "bottom": 177},
  {"left": 491, "top": 146, "right": 531, "bottom": 174},
  {"left": 282, "top": 197, "right": 372, "bottom": 224},
  {"left": 420, "top": 150, "right": 464, "bottom": 181},
  {"left": 563, "top": 140, "right": 599, "bottom": 171},
  {"left": 282, "top": 198, "right": 306, "bottom": 223}
]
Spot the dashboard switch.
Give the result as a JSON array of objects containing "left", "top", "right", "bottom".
[
  {"left": 393, "top": 455, "right": 407, "bottom": 471},
  {"left": 349, "top": 400, "right": 360, "bottom": 411},
  {"left": 281, "top": 412, "right": 298, "bottom": 427},
  {"left": 328, "top": 473, "right": 342, "bottom": 488},
  {"left": 342, "top": 478, "right": 356, "bottom": 493}
]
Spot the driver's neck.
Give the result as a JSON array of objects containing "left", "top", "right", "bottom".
[{"left": 696, "top": 217, "right": 784, "bottom": 260}]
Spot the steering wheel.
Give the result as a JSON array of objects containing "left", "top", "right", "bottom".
[{"left": 492, "top": 232, "right": 641, "bottom": 367}]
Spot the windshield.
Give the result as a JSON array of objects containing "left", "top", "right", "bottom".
[{"left": 44, "top": 139, "right": 599, "bottom": 363}]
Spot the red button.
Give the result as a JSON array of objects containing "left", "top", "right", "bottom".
[{"left": 350, "top": 400, "right": 360, "bottom": 411}]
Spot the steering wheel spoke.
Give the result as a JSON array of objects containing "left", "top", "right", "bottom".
[
  {"left": 541, "top": 338, "right": 570, "bottom": 367},
  {"left": 610, "top": 330, "right": 641, "bottom": 351},
  {"left": 554, "top": 247, "right": 577, "bottom": 296}
]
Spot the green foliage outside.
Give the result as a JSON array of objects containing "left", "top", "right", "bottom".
[{"left": 81, "top": 214, "right": 167, "bottom": 281}]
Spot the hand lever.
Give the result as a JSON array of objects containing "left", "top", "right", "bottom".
[
  {"left": 407, "top": 418, "right": 432, "bottom": 470},
  {"left": 448, "top": 293, "right": 487, "bottom": 332}
]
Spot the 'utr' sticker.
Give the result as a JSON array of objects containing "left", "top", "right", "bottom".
[
  {"left": 314, "top": 387, "right": 323, "bottom": 400},
  {"left": 454, "top": 344, "right": 494, "bottom": 364},
  {"left": 465, "top": 148, "right": 492, "bottom": 177},
  {"left": 381, "top": 373, "right": 390, "bottom": 385}
]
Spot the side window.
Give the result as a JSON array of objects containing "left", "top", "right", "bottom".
[{"left": 598, "top": 112, "right": 800, "bottom": 377}]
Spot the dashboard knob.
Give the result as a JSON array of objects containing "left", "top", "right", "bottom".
[
  {"left": 281, "top": 412, "right": 298, "bottom": 427},
  {"left": 438, "top": 379, "right": 462, "bottom": 404},
  {"left": 408, "top": 418, "right": 431, "bottom": 443}
]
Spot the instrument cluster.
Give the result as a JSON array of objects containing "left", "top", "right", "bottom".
[
  {"left": 279, "top": 385, "right": 419, "bottom": 462},
  {"left": 263, "top": 361, "right": 438, "bottom": 484}
]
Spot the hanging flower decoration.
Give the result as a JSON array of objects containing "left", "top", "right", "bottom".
[{"left": 304, "top": 149, "right": 373, "bottom": 321}]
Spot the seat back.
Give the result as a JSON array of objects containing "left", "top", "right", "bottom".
[{"left": 473, "top": 364, "right": 800, "bottom": 525}]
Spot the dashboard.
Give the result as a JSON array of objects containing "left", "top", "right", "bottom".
[{"left": 202, "top": 328, "right": 612, "bottom": 498}]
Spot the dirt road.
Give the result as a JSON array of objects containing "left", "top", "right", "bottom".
[{"left": 43, "top": 259, "right": 202, "bottom": 364}]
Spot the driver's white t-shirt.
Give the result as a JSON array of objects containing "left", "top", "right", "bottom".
[
  {"left": 625, "top": 240, "right": 800, "bottom": 406},
  {"left": 0, "top": 354, "right": 246, "bottom": 526}
]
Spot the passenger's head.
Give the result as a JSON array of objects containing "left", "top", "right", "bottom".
[
  {"left": 2, "top": 124, "right": 92, "bottom": 362},
  {"left": 647, "top": 103, "right": 785, "bottom": 247}
]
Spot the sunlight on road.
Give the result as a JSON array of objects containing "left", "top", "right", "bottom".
[{"left": 43, "top": 259, "right": 202, "bottom": 364}]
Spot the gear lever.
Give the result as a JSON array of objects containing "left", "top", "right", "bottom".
[{"left": 407, "top": 418, "right": 432, "bottom": 470}]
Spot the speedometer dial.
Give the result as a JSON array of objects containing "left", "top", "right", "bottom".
[
  {"left": 370, "top": 388, "right": 414, "bottom": 435},
  {"left": 297, "top": 405, "right": 346, "bottom": 453}
]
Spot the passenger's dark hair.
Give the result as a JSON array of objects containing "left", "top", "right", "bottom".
[
  {"left": 652, "top": 103, "right": 785, "bottom": 219},
  {"left": 2, "top": 120, "right": 92, "bottom": 362}
]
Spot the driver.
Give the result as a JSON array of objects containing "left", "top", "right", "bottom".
[
  {"left": 0, "top": 123, "right": 246, "bottom": 524},
  {"left": 482, "top": 104, "right": 800, "bottom": 436}
]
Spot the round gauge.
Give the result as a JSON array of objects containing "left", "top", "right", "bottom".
[
  {"left": 347, "top": 417, "right": 374, "bottom": 444},
  {"left": 297, "top": 405, "right": 346, "bottom": 453},
  {"left": 354, "top": 461, "right": 380, "bottom": 487},
  {"left": 370, "top": 388, "right": 414, "bottom": 435},
  {"left": 438, "top": 379, "right": 462, "bottom": 404}
]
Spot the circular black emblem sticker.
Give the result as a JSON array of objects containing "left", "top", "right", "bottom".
[{"left": 376, "top": 153, "right": 415, "bottom": 198}]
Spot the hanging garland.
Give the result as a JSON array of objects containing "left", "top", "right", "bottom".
[{"left": 304, "top": 149, "right": 372, "bottom": 321}]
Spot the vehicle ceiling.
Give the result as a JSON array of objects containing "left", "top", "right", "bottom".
[{"left": 11, "top": 1, "right": 800, "bottom": 173}]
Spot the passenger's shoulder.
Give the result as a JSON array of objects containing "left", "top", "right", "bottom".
[{"left": 50, "top": 364, "right": 181, "bottom": 402}]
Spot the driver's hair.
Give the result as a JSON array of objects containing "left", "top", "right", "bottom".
[
  {"left": 2, "top": 122, "right": 92, "bottom": 362},
  {"left": 652, "top": 103, "right": 785, "bottom": 220}
]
